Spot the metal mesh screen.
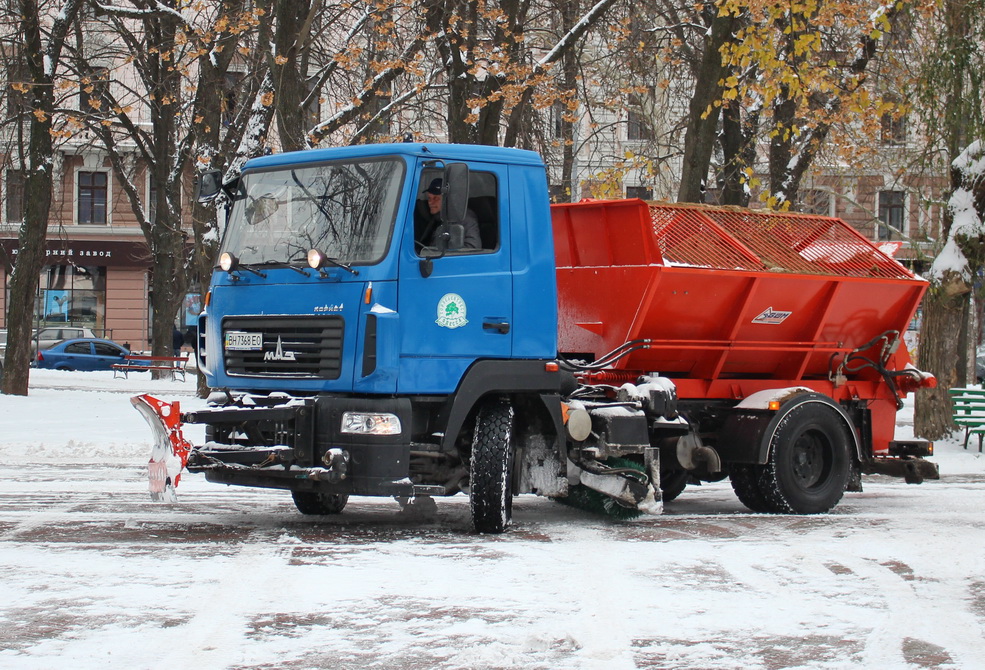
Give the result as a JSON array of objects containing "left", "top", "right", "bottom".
[{"left": 648, "top": 204, "right": 913, "bottom": 279}]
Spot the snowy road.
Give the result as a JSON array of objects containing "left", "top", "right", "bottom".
[{"left": 1, "top": 371, "right": 985, "bottom": 669}]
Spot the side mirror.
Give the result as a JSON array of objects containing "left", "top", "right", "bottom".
[
  {"left": 196, "top": 170, "right": 223, "bottom": 204},
  {"left": 419, "top": 224, "right": 464, "bottom": 277},
  {"left": 441, "top": 163, "right": 470, "bottom": 224}
]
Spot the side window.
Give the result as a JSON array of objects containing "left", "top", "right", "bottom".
[
  {"left": 64, "top": 342, "right": 91, "bottom": 354},
  {"left": 93, "top": 342, "right": 121, "bottom": 356},
  {"left": 414, "top": 169, "right": 499, "bottom": 255}
]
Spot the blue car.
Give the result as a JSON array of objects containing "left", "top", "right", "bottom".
[{"left": 35, "top": 338, "right": 134, "bottom": 372}]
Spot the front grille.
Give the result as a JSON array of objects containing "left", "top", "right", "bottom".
[{"left": 223, "top": 316, "right": 344, "bottom": 378}]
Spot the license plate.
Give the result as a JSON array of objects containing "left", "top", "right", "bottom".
[{"left": 225, "top": 331, "right": 263, "bottom": 351}]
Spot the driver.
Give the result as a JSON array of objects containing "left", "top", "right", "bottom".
[{"left": 414, "top": 178, "right": 481, "bottom": 251}]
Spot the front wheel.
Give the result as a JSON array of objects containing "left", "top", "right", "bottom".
[
  {"left": 469, "top": 397, "right": 515, "bottom": 534},
  {"left": 291, "top": 490, "right": 349, "bottom": 515},
  {"left": 757, "top": 401, "right": 852, "bottom": 514},
  {"left": 660, "top": 468, "right": 689, "bottom": 502}
]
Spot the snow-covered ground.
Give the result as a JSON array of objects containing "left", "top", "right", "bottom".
[{"left": 1, "top": 370, "right": 984, "bottom": 669}]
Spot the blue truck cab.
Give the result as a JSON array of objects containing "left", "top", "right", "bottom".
[{"left": 185, "top": 143, "right": 569, "bottom": 531}]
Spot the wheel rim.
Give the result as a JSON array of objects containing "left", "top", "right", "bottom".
[{"left": 790, "top": 429, "right": 832, "bottom": 489}]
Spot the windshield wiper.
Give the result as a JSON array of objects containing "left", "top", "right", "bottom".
[{"left": 253, "top": 260, "right": 311, "bottom": 277}]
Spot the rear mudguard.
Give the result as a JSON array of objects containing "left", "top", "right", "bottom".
[{"left": 131, "top": 394, "right": 191, "bottom": 502}]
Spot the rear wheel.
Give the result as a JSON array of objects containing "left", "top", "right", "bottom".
[
  {"left": 469, "top": 397, "right": 515, "bottom": 534},
  {"left": 757, "top": 402, "right": 852, "bottom": 514},
  {"left": 291, "top": 490, "right": 349, "bottom": 515},
  {"left": 729, "top": 464, "right": 772, "bottom": 512}
]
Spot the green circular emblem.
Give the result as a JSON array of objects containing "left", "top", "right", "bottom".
[{"left": 436, "top": 293, "right": 468, "bottom": 329}]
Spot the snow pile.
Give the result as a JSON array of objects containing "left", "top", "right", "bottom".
[{"left": 0, "top": 369, "right": 207, "bottom": 464}]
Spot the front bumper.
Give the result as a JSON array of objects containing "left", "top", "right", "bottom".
[{"left": 183, "top": 395, "right": 437, "bottom": 496}]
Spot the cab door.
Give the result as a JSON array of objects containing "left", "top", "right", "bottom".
[{"left": 397, "top": 163, "right": 512, "bottom": 394}]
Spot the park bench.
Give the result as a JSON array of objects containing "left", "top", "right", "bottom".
[
  {"left": 948, "top": 387, "right": 985, "bottom": 452},
  {"left": 113, "top": 353, "right": 189, "bottom": 382}
]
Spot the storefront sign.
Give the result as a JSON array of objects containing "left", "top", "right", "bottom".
[{"left": 0, "top": 238, "right": 150, "bottom": 268}]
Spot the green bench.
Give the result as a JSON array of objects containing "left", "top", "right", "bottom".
[{"left": 948, "top": 387, "right": 985, "bottom": 452}]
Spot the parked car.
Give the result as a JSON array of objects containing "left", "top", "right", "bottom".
[
  {"left": 32, "top": 326, "right": 96, "bottom": 354},
  {"left": 35, "top": 338, "right": 134, "bottom": 372}
]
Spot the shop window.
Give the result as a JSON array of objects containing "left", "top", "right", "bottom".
[
  {"left": 78, "top": 171, "right": 108, "bottom": 224},
  {"left": 878, "top": 190, "right": 906, "bottom": 241},
  {"left": 37, "top": 265, "right": 107, "bottom": 332}
]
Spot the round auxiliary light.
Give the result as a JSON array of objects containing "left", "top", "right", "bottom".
[
  {"left": 307, "top": 248, "right": 325, "bottom": 270},
  {"left": 218, "top": 252, "right": 236, "bottom": 272}
]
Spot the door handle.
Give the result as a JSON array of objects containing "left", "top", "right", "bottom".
[{"left": 482, "top": 320, "right": 510, "bottom": 334}]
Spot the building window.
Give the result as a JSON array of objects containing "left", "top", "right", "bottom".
[
  {"left": 881, "top": 112, "right": 906, "bottom": 146},
  {"left": 78, "top": 171, "right": 108, "bottom": 224},
  {"left": 147, "top": 176, "right": 157, "bottom": 222},
  {"left": 626, "top": 186, "right": 653, "bottom": 200},
  {"left": 627, "top": 93, "right": 653, "bottom": 141},
  {"left": 551, "top": 101, "right": 566, "bottom": 139},
  {"left": 6, "top": 53, "right": 29, "bottom": 117},
  {"left": 6, "top": 169, "right": 25, "bottom": 223},
  {"left": 878, "top": 190, "right": 905, "bottom": 241}
]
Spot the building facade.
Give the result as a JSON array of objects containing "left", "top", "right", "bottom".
[{"left": 0, "top": 152, "right": 197, "bottom": 350}]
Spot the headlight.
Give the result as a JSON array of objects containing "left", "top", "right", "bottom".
[
  {"left": 340, "top": 411, "right": 402, "bottom": 435},
  {"left": 219, "top": 252, "right": 236, "bottom": 272}
]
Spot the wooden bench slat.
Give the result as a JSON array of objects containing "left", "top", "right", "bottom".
[
  {"left": 949, "top": 388, "right": 985, "bottom": 452},
  {"left": 113, "top": 354, "right": 189, "bottom": 381}
]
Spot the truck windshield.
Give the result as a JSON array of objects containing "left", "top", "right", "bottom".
[{"left": 221, "top": 157, "right": 405, "bottom": 267}]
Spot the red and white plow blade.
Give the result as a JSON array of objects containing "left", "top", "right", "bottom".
[{"left": 131, "top": 394, "right": 191, "bottom": 502}]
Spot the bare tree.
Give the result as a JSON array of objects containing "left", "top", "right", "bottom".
[{"left": 1, "top": 0, "right": 86, "bottom": 396}]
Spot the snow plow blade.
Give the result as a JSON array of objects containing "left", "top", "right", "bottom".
[{"left": 131, "top": 394, "right": 191, "bottom": 502}]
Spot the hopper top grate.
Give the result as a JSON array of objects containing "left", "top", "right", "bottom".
[{"left": 648, "top": 204, "right": 914, "bottom": 280}]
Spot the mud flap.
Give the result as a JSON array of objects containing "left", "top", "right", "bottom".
[{"left": 131, "top": 394, "right": 191, "bottom": 502}]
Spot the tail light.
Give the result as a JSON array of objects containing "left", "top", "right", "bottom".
[{"left": 36, "top": 352, "right": 43, "bottom": 363}]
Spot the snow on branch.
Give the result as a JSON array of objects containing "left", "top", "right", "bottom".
[
  {"left": 537, "top": 0, "right": 620, "bottom": 69},
  {"left": 930, "top": 140, "right": 985, "bottom": 282}
]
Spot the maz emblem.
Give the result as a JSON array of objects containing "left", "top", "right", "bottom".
[{"left": 264, "top": 336, "right": 298, "bottom": 361}]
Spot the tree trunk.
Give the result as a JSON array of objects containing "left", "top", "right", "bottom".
[
  {"left": 1, "top": 0, "right": 82, "bottom": 395},
  {"left": 719, "top": 101, "right": 753, "bottom": 207},
  {"left": 2, "top": 154, "right": 53, "bottom": 395},
  {"left": 915, "top": 277, "right": 968, "bottom": 439},
  {"left": 271, "top": 0, "right": 312, "bottom": 152},
  {"left": 676, "top": 11, "right": 735, "bottom": 203}
]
